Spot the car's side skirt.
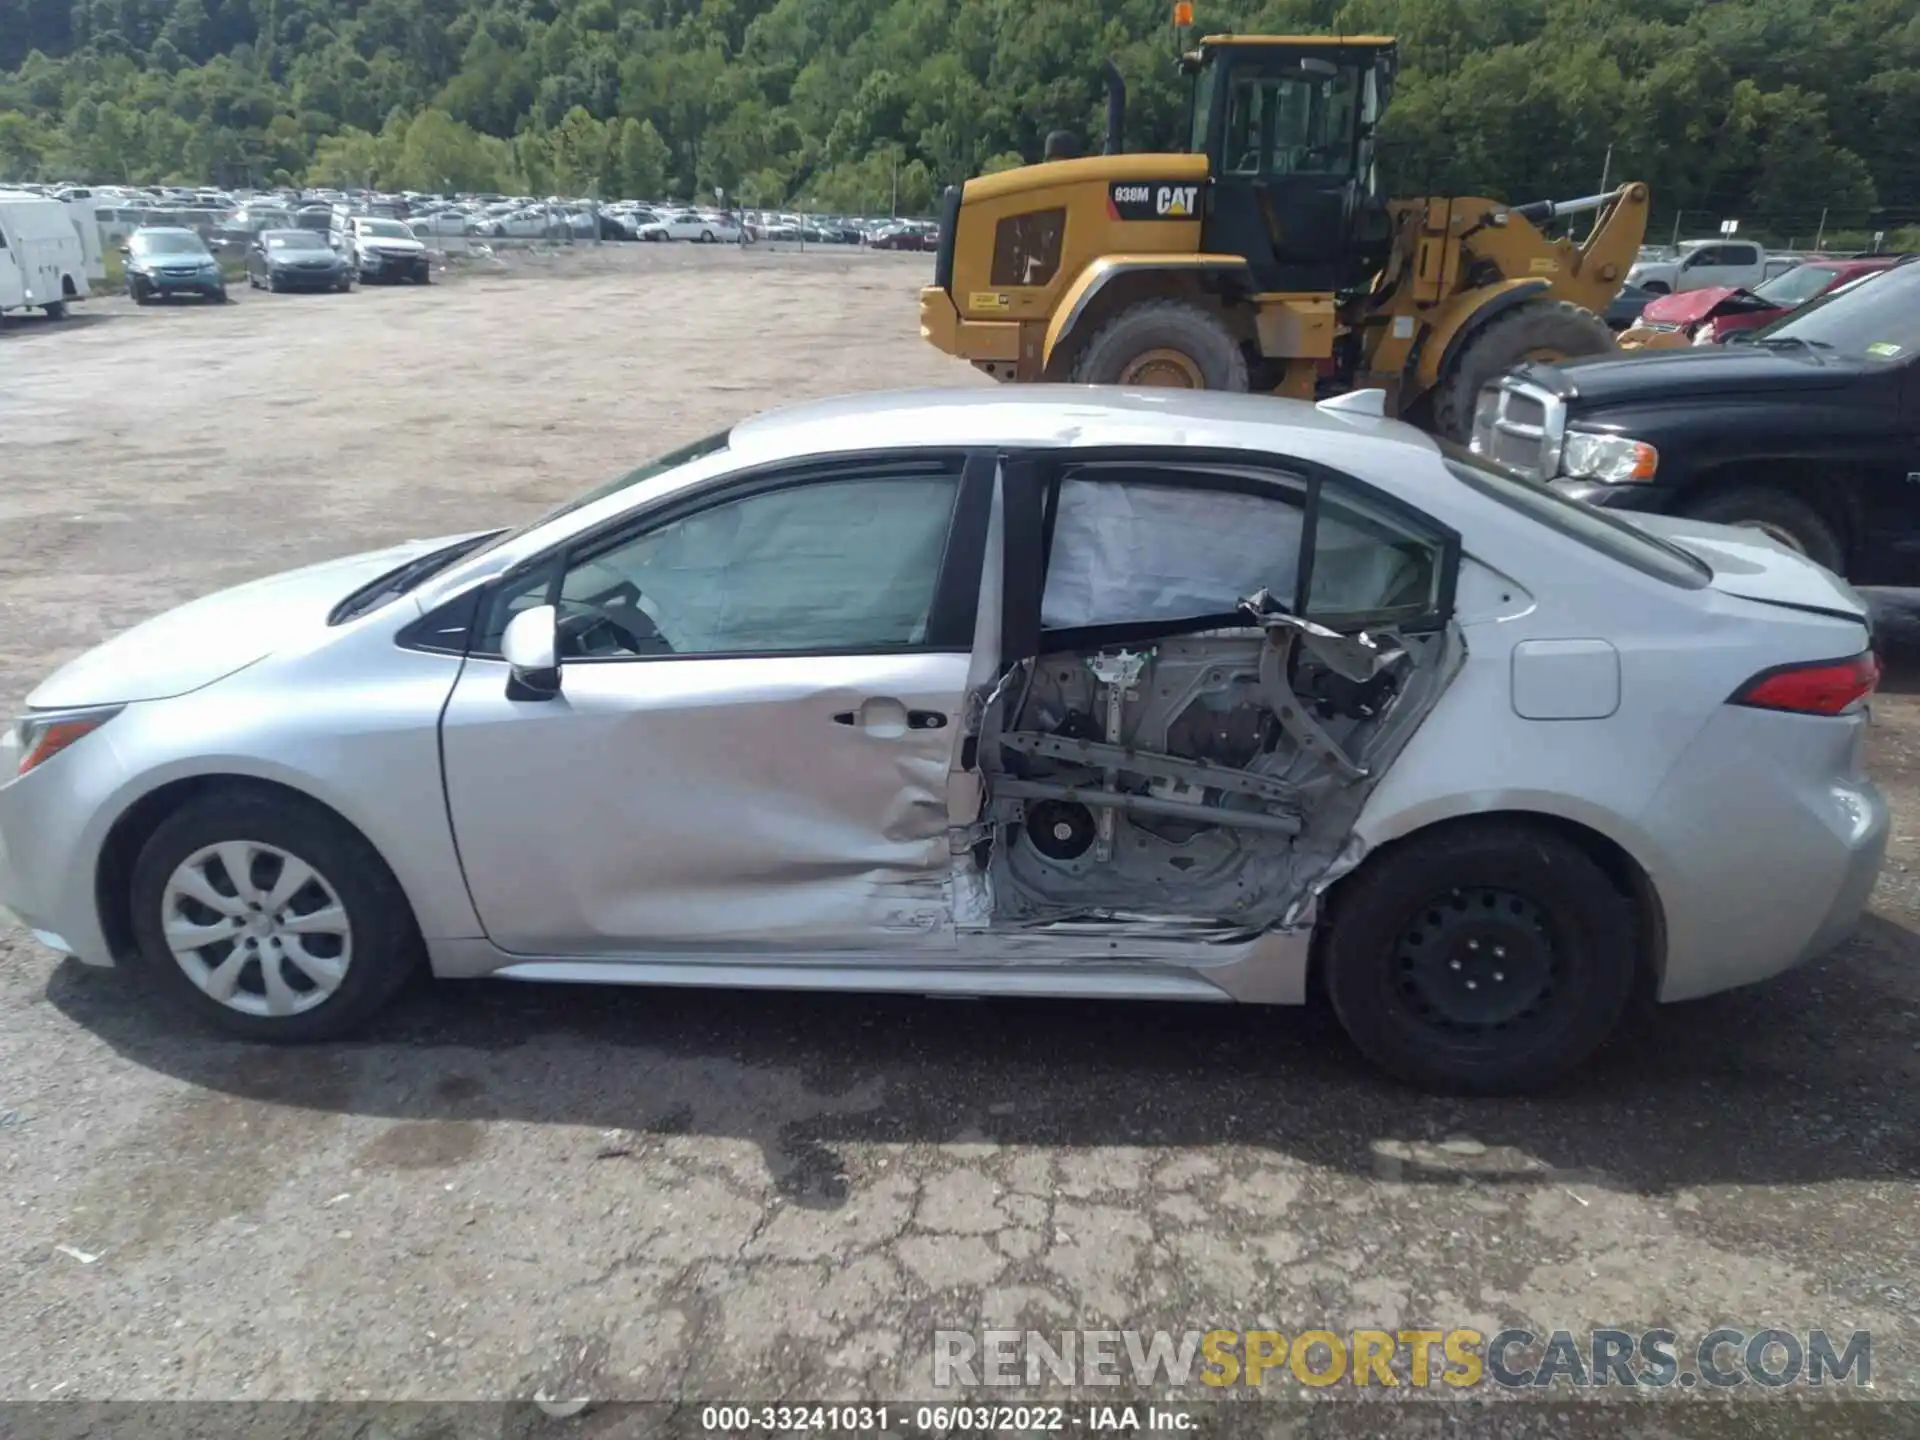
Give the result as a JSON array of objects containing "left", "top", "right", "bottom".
[{"left": 422, "top": 930, "right": 1311, "bottom": 1005}]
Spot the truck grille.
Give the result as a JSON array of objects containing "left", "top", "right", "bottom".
[{"left": 1469, "top": 377, "right": 1567, "bottom": 481}]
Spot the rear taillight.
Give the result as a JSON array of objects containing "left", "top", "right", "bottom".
[{"left": 1730, "top": 651, "right": 1879, "bottom": 716}]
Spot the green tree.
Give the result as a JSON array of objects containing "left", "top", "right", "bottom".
[{"left": 614, "top": 115, "right": 670, "bottom": 199}]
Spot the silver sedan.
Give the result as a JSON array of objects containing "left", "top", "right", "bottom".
[{"left": 0, "top": 388, "right": 1887, "bottom": 1091}]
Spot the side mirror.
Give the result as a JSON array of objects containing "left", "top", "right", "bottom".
[
  {"left": 118, "top": 244, "right": 130, "bottom": 256},
  {"left": 502, "top": 604, "right": 562, "bottom": 701}
]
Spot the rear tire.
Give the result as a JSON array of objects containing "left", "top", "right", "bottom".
[
  {"left": 1680, "top": 487, "right": 1846, "bottom": 575},
  {"left": 1322, "top": 821, "right": 1638, "bottom": 1094},
  {"left": 128, "top": 788, "right": 423, "bottom": 1043},
  {"left": 1069, "top": 299, "right": 1250, "bottom": 391},
  {"left": 43, "top": 300, "right": 67, "bottom": 320},
  {"left": 1430, "top": 300, "right": 1617, "bottom": 442}
]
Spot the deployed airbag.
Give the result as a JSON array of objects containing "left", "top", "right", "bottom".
[{"left": 1041, "top": 479, "right": 1305, "bottom": 628}]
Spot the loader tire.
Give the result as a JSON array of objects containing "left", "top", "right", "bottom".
[
  {"left": 1430, "top": 300, "right": 1617, "bottom": 442},
  {"left": 1069, "top": 300, "right": 1249, "bottom": 392}
]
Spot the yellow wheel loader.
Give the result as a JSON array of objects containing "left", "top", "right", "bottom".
[{"left": 918, "top": 34, "right": 1650, "bottom": 438}]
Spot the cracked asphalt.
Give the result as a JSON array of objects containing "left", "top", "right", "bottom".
[{"left": 0, "top": 245, "right": 1916, "bottom": 1430}]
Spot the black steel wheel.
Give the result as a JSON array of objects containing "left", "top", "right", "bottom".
[{"left": 1322, "top": 821, "right": 1639, "bottom": 1093}]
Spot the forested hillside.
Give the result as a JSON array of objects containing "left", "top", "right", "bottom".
[{"left": 3, "top": 0, "right": 1917, "bottom": 236}]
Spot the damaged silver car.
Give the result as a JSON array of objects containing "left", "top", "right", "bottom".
[{"left": 0, "top": 388, "right": 1887, "bottom": 1091}]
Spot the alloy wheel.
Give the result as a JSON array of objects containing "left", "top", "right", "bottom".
[{"left": 160, "top": 840, "right": 353, "bottom": 1017}]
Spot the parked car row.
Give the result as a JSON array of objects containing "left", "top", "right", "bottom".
[
  {"left": 1619, "top": 255, "right": 1906, "bottom": 349},
  {"left": 119, "top": 215, "right": 433, "bottom": 305}
]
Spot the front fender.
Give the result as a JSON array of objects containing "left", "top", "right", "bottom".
[
  {"left": 1410, "top": 278, "right": 1552, "bottom": 393},
  {"left": 1043, "top": 254, "right": 1253, "bottom": 374}
]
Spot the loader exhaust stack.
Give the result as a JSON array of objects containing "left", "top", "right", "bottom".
[{"left": 1103, "top": 61, "right": 1127, "bottom": 155}]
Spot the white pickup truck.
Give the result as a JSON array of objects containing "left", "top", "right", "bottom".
[{"left": 1626, "top": 239, "right": 1800, "bottom": 295}]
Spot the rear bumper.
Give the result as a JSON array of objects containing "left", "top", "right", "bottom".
[{"left": 1640, "top": 707, "right": 1888, "bottom": 1001}]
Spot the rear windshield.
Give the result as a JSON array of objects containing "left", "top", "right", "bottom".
[{"left": 1439, "top": 443, "right": 1711, "bottom": 589}]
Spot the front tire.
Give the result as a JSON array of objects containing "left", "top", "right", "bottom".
[
  {"left": 1431, "top": 300, "right": 1618, "bottom": 442},
  {"left": 129, "top": 788, "right": 422, "bottom": 1042},
  {"left": 1068, "top": 299, "right": 1250, "bottom": 391},
  {"left": 1321, "top": 821, "right": 1638, "bottom": 1094},
  {"left": 1680, "top": 487, "right": 1846, "bottom": 575}
]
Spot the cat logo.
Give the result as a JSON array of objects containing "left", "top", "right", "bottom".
[
  {"left": 1157, "top": 185, "right": 1200, "bottom": 217},
  {"left": 1107, "top": 180, "right": 1208, "bottom": 221}
]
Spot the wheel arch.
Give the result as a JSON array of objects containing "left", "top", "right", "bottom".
[
  {"left": 1408, "top": 278, "right": 1552, "bottom": 397},
  {"left": 94, "top": 772, "right": 427, "bottom": 967},
  {"left": 1043, "top": 255, "right": 1254, "bottom": 379},
  {"left": 1311, "top": 806, "right": 1667, "bottom": 1002}
]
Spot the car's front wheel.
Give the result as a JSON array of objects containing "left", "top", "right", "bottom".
[
  {"left": 129, "top": 788, "right": 421, "bottom": 1042},
  {"left": 1321, "top": 821, "right": 1639, "bottom": 1094}
]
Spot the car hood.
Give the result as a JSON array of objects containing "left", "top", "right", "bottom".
[
  {"left": 1639, "top": 286, "right": 1757, "bottom": 326},
  {"left": 1526, "top": 347, "right": 1856, "bottom": 407},
  {"left": 1621, "top": 513, "right": 1867, "bottom": 620},
  {"left": 26, "top": 535, "right": 462, "bottom": 710}
]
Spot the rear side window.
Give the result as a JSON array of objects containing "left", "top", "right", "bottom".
[
  {"left": 1441, "top": 447, "right": 1710, "bottom": 589},
  {"left": 990, "top": 208, "right": 1066, "bottom": 287}
]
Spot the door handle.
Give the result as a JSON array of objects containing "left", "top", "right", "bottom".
[{"left": 831, "top": 700, "right": 947, "bottom": 734}]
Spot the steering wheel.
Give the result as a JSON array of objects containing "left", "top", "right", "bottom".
[{"left": 556, "top": 600, "right": 668, "bottom": 657}]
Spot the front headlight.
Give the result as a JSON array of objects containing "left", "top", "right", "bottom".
[
  {"left": 1561, "top": 431, "right": 1659, "bottom": 483},
  {"left": 13, "top": 706, "right": 123, "bottom": 777}
]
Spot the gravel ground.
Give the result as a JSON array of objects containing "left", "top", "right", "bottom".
[{"left": 0, "top": 246, "right": 1916, "bottom": 1429}]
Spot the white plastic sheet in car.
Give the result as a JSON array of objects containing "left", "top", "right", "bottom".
[{"left": 1041, "top": 478, "right": 1305, "bottom": 629}]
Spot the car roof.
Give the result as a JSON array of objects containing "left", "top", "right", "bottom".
[
  {"left": 726, "top": 386, "right": 1441, "bottom": 471},
  {"left": 132, "top": 225, "right": 199, "bottom": 236}
]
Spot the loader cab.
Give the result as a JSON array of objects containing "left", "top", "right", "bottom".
[{"left": 1186, "top": 36, "right": 1398, "bottom": 294}]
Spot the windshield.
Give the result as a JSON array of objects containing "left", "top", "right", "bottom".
[
  {"left": 266, "top": 232, "right": 326, "bottom": 250},
  {"left": 359, "top": 220, "right": 413, "bottom": 238},
  {"left": 1220, "top": 62, "right": 1364, "bottom": 178},
  {"left": 1753, "top": 265, "right": 1846, "bottom": 307},
  {"left": 1763, "top": 260, "right": 1919, "bottom": 360},
  {"left": 131, "top": 231, "right": 206, "bottom": 257}
]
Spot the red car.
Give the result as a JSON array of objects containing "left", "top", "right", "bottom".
[{"left": 1632, "top": 256, "right": 1904, "bottom": 345}]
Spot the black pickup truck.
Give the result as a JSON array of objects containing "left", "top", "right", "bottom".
[{"left": 1470, "top": 256, "right": 1920, "bottom": 583}]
